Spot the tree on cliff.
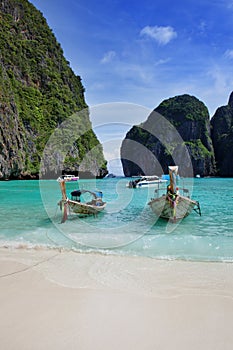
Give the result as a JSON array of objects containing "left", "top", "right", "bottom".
[
  {"left": 121, "top": 94, "right": 215, "bottom": 177},
  {"left": 211, "top": 92, "right": 233, "bottom": 177},
  {"left": 0, "top": 0, "right": 107, "bottom": 179}
]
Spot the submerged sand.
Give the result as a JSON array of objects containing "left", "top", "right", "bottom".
[{"left": 0, "top": 248, "right": 233, "bottom": 349}]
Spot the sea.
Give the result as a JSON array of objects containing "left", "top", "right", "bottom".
[{"left": 0, "top": 177, "right": 233, "bottom": 262}]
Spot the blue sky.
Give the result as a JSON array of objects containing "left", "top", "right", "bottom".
[{"left": 30, "top": 0, "right": 233, "bottom": 173}]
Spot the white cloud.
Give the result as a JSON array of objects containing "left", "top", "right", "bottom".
[
  {"left": 90, "top": 103, "right": 150, "bottom": 127},
  {"left": 198, "top": 21, "right": 207, "bottom": 34},
  {"left": 100, "top": 50, "right": 116, "bottom": 64},
  {"left": 205, "top": 65, "right": 233, "bottom": 111},
  {"left": 154, "top": 58, "right": 171, "bottom": 66},
  {"left": 140, "top": 25, "right": 177, "bottom": 45},
  {"left": 226, "top": 0, "right": 233, "bottom": 9},
  {"left": 90, "top": 103, "right": 151, "bottom": 176},
  {"left": 117, "top": 63, "right": 153, "bottom": 83},
  {"left": 224, "top": 49, "right": 233, "bottom": 59}
]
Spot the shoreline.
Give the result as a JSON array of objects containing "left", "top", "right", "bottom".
[
  {"left": 1, "top": 248, "right": 233, "bottom": 349},
  {"left": 1, "top": 247, "right": 233, "bottom": 293},
  {"left": 1, "top": 242, "right": 233, "bottom": 264}
]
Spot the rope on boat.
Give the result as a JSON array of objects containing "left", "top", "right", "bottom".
[{"left": 193, "top": 201, "right": 202, "bottom": 216}]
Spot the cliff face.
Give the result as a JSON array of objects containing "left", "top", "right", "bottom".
[
  {"left": 121, "top": 94, "right": 215, "bottom": 177},
  {"left": 0, "top": 0, "right": 107, "bottom": 179},
  {"left": 210, "top": 92, "right": 233, "bottom": 177}
]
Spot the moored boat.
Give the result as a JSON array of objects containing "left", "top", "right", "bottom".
[
  {"left": 58, "top": 181, "right": 106, "bottom": 222},
  {"left": 57, "top": 174, "right": 79, "bottom": 182},
  {"left": 127, "top": 175, "right": 167, "bottom": 188},
  {"left": 148, "top": 166, "right": 201, "bottom": 222}
]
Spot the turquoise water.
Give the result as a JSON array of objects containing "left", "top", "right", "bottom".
[{"left": 0, "top": 178, "right": 233, "bottom": 262}]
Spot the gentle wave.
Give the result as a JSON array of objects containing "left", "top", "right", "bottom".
[
  {"left": 0, "top": 178, "right": 233, "bottom": 262},
  {"left": 1, "top": 240, "right": 233, "bottom": 263}
]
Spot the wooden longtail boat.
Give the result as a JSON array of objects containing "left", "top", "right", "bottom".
[
  {"left": 148, "top": 166, "right": 201, "bottom": 222},
  {"left": 58, "top": 181, "right": 106, "bottom": 223}
]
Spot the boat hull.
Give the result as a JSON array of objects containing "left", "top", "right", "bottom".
[
  {"left": 60, "top": 199, "right": 106, "bottom": 216},
  {"left": 136, "top": 180, "right": 167, "bottom": 188},
  {"left": 57, "top": 175, "right": 79, "bottom": 182},
  {"left": 127, "top": 179, "right": 167, "bottom": 188},
  {"left": 148, "top": 195, "right": 197, "bottom": 220}
]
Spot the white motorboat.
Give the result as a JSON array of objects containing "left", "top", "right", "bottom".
[
  {"left": 127, "top": 175, "right": 167, "bottom": 188},
  {"left": 57, "top": 174, "right": 79, "bottom": 182}
]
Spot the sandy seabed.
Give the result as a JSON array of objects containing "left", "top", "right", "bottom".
[{"left": 0, "top": 247, "right": 233, "bottom": 350}]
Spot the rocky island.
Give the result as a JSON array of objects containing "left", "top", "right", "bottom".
[
  {"left": 211, "top": 92, "right": 233, "bottom": 177},
  {"left": 0, "top": 0, "right": 107, "bottom": 180},
  {"left": 121, "top": 94, "right": 216, "bottom": 177}
]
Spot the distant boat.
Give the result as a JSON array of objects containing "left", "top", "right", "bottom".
[
  {"left": 57, "top": 174, "right": 79, "bottom": 182},
  {"left": 148, "top": 166, "right": 201, "bottom": 222},
  {"left": 105, "top": 173, "right": 116, "bottom": 178},
  {"left": 58, "top": 181, "right": 106, "bottom": 223},
  {"left": 127, "top": 175, "right": 167, "bottom": 188}
]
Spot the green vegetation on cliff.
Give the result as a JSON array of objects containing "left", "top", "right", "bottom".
[
  {"left": 121, "top": 94, "right": 215, "bottom": 177},
  {"left": 211, "top": 92, "right": 233, "bottom": 176},
  {"left": 157, "top": 94, "right": 209, "bottom": 124},
  {"left": 0, "top": 0, "right": 107, "bottom": 179}
]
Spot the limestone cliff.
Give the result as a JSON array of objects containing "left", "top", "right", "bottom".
[
  {"left": 0, "top": 0, "right": 107, "bottom": 179},
  {"left": 211, "top": 92, "right": 233, "bottom": 177},
  {"left": 121, "top": 94, "right": 215, "bottom": 177}
]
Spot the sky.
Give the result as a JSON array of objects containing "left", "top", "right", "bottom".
[{"left": 30, "top": 0, "right": 233, "bottom": 174}]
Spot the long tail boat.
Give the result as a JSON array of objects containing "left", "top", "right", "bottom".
[
  {"left": 148, "top": 166, "right": 201, "bottom": 222},
  {"left": 58, "top": 180, "right": 106, "bottom": 223}
]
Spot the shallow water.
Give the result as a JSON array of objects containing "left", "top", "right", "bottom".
[{"left": 0, "top": 177, "right": 233, "bottom": 262}]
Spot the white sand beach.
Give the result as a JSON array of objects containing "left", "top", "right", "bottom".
[{"left": 1, "top": 247, "right": 233, "bottom": 350}]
